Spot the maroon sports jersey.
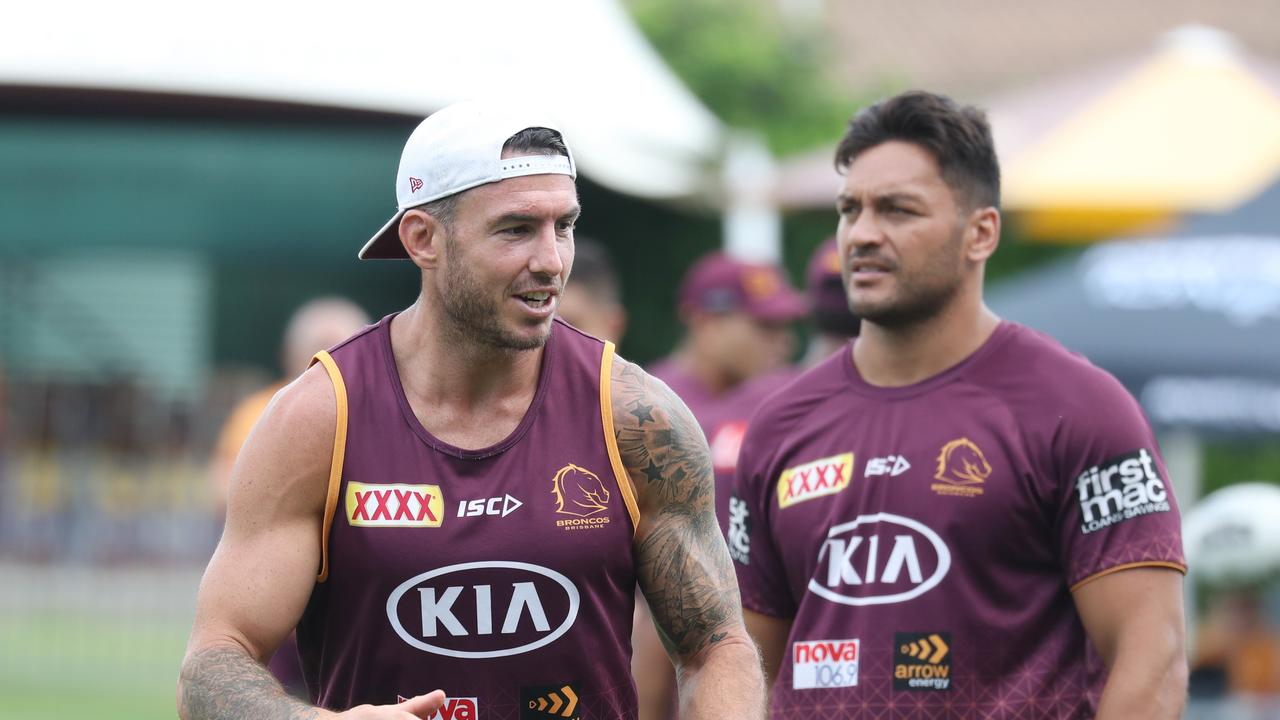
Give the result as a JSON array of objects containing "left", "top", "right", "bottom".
[
  {"left": 731, "top": 322, "right": 1186, "bottom": 719},
  {"left": 297, "top": 316, "right": 641, "bottom": 719}
]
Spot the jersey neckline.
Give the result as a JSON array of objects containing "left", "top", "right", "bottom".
[
  {"left": 377, "top": 312, "right": 557, "bottom": 460},
  {"left": 840, "top": 320, "right": 1017, "bottom": 400}
]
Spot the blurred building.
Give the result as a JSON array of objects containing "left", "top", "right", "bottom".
[{"left": 811, "top": 0, "right": 1279, "bottom": 99}]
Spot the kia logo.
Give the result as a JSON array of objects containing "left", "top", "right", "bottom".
[
  {"left": 387, "top": 561, "right": 580, "bottom": 659},
  {"left": 807, "top": 513, "right": 950, "bottom": 606}
]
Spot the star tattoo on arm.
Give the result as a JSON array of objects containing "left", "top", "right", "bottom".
[{"left": 629, "top": 402, "right": 656, "bottom": 425}]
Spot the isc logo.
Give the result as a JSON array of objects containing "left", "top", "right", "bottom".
[
  {"left": 456, "top": 494, "right": 523, "bottom": 518},
  {"left": 807, "top": 513, "right": 951, "bottom": 606},
  {"left": 777, "top": 453, "right": 854, "bottom": 508},
  {"left": 387, "top": 561, "right": 580, "bottom": 659},
  {"left": 347, "top": 482, "right": 443, "bottom": 527},
  {"left": 866, "top": 455, "right": 911, "bottom": 477}
]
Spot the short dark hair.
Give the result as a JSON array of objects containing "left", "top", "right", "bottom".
[
  {"left": 568, "top": 236, "right": 621, "bottom": 304},
  {"left": 423, "top": 127, "right": 571, "bottom": 227},
  {"left": 834, "top": 90, "right": 1000, "bottom": 210},
  {"left": 502, "top": 127, "right": 570, "bottom": 159}
]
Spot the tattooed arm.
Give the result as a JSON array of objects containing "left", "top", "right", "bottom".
[
  {"left": 178, "top": 366, "right": 444, "bottom": 720},
  {"left": 612, "top": 357, "right": 766, "bottom": 719}
]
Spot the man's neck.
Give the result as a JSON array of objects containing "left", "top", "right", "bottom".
[
  {"left": 852, "top": 293, "right": 1000, "bottom": 388},
  {"left": 670, "top": 343, "right": 735, "bottom": 397},
  {"left": 389, "top": 301, "right": 543, "bottom": 444}
]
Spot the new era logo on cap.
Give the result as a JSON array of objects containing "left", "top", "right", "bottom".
[{"left": 409, "top": 177, "right": 424, "bottom": 193}]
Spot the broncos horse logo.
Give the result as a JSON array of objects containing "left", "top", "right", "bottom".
[
  {"left": 934, "top": 438, "right": 992, "bottom": 487},
  {"left": 551, "top": 464, "right": 611, "bottom": 517}
]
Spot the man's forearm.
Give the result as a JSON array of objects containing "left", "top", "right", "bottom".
[
  {"left": 678, "top": 635, "right": 766, "bottom": 720},
  {"left": 179, "top": 644, "right": 320, "bottom": 720}
]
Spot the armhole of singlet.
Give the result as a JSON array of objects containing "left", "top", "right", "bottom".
[
  {"left": 310, "top": 350, "right": 349, "bottom": 583},
  {"left": 599, "top": 341, "right": 641, "bottom": 535}
]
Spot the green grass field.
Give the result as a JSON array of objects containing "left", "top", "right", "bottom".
[{"left": 0, "top": 610, "right": 188, "bottom": 720}]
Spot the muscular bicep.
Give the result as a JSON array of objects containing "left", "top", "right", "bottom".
[
  {"left": 611, "top": 358, "right": 746, "bottom": 665},
  {"left": 1073, "top": 566, "right": 1185, "bottom": 668},
  {"left": 186, "top": 367, "right": 336, "bottom": 664}
]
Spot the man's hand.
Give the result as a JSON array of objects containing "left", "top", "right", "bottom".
[
  {"left": 336, "top": 691, "right": 447, "bottom": 719},
  {"left": 181, "top": 643, "right": 446, "bottom": 720},
  {"left": 611, "top": 355, "right": 766, "bottom": 719}
]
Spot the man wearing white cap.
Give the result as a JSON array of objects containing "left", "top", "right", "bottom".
[{"left": 178, "top": 100, "right": 765, "bottom": 720}]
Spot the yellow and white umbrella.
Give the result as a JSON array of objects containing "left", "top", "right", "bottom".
[{"left": 995, "top": 26, "right": 1280, "bottom": 241}]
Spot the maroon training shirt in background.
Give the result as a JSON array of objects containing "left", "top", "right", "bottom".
[
  {"left": 731, "top": 321, "right": 1186, "bottom": 719},
  {"left": 297, "top": 316, "right": 640, "bottom": 719},
  {"left": 650, "top": 362, "right": 796, "bottom": 534}
]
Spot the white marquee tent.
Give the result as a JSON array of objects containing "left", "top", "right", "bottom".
[{"left": 0, "top": 0, "right": 726, "bottom": 203}]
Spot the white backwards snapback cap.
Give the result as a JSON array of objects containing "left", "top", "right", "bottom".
[{"left": 358, "top": 100, "right": 577, "bottom": 260}]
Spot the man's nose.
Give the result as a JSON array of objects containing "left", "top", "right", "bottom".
[{"left": 529, "top": 225, "right": 566, "bottom": 277}]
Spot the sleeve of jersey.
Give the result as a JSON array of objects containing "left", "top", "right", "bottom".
[
  {"left": 729, "top": 422, "right": 798, "bottom": 618},
  {"left": 1050, "top": 372, "right": 1188, "bottom": 591}
]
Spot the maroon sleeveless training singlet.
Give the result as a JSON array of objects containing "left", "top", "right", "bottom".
[{"left": 297, "top": 315, "right": 641, "bottom": 720}]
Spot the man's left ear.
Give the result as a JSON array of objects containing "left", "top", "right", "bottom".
[{"left": 965, "top": 206, "right": 1000, "bottom": 262}]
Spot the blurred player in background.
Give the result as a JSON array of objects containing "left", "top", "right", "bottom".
[
  {"left": 637, "top": 253, "right": 804, "bottom": 720},
  {"left": 732, "top": 90, "right": 1187, "bottom": 719},
  {"left": 799, "top": 236, "right": 860, "bottom": 367},
  {"left": 1190, "top": 586, "right": 1280, "bottom": 697},
  {"left": 210, "top": 297, "right": 371, "bottom": 510},
  {"left": 554, "top": 235, "right": 627, "bottom": 344},
  {"left": 208, "top": 296, "right": 370, "bottom": 698},
  {"left": 648, "top": 252, "right": 805, "bottom": 528},
  {"left": 179, "top": 100, "right": 764, "bottom": 719}
]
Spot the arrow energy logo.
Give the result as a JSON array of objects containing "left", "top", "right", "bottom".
[
  {"left": 521, "top": 684, "right": 580, "bottom": 719},
  {"left": 894, "top": 632, "right": 952, "bottom": 691}
]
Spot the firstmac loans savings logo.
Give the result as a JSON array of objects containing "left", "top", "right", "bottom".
[{"left": 1076, "top": 448, "right": 1170, "bottom": 534}]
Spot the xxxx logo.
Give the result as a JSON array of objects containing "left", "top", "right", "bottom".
[
  {"left": 409, "top": 176, "right": 424, "bottom": 193},
  {"left": 777, "top": 453, "right": 854, "bottom": 509},
  {"left": 346, "top": 481, "right": 444, "bottom": 527}
]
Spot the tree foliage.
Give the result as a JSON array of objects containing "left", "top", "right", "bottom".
[{"left": 625, "top": 0, "right": 855, "bottom": 156}]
